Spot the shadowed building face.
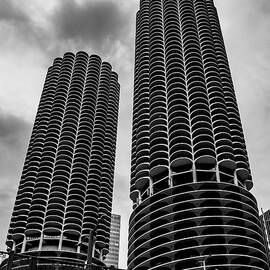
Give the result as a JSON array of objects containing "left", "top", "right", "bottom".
[
  {"left": 6, "top": 51, "right": 120, "bottom": 266},
  {"left": 128, "top": 0, "right": 269, "bottom": 269}
]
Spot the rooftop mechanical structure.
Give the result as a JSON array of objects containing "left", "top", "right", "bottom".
[
  {"left": 6, "top": 51, "right": 120, "bottom": 266},
  {"left": 128, "top": 0, "right": 268, "bottom": 269}
]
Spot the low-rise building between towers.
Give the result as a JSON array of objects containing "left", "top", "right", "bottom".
[{"left": 105, "top": 214, "right": 121, "bottom": 268}]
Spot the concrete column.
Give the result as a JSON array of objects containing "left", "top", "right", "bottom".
[{"left": 21, "top": 236, "right": 27, "bottom": 253}]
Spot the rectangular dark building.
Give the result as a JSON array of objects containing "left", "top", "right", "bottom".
[
  {"left": 105, "top": 214, "right": 121, "bottom": 268},
  {"left": 260, "top": 209, "right": 270, "bottom": 263}
]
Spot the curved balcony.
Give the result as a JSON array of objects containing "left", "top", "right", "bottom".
[
  {"left": 128, "top": 179, "right": 266, "bottom": 270},
  {"left": 170, "top": 154, "right": 193, "bottom": 171},
  {"left": 43, "top": 221, "right": 62, "bottom": 236}
]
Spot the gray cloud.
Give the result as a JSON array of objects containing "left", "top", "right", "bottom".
[
  {"left": 52, "top": 0, "right": 131, "bottom": 51},
  {"left": 0, "top": 0, "right": 29, "bottom": 24},
  {"left": 0, "top": 110, "right": 31, "bottom": 149},
  {"left": 0, "top": 110, "right": 31, "bottom": 250},
  {"left": 0, "top": 109, "right": 31, "bottom": 180},
  {"left": 0, "top": 0, "right": 135, "bottom": 59},
  {"left": 0, "top": 0, "right": 50, "bottom": 58}
]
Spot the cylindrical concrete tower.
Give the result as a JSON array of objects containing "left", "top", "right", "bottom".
[
  {"left": 128, "top": 0, "right": 268, "bottom": 269},
  {"left": 6, "top": 51, "right": 120, "bottom": 265}
]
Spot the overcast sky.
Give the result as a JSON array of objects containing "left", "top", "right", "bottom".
[{"left": 0, "top": 0, "right": 269, "bottom": 268}]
